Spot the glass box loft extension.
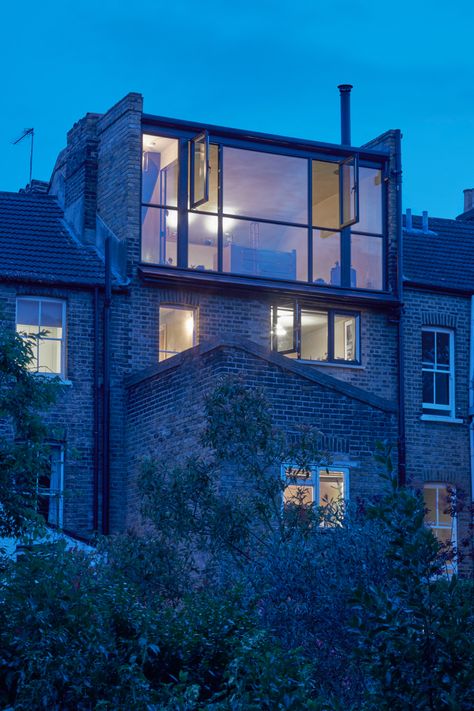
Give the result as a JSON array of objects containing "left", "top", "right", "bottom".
[{"left": 141, "top": 120, "right": 388, "bottom": 293}]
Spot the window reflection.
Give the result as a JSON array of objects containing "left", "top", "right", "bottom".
[
  {"left": 191, "top": 144, "right": 219, "bottom": 213},
  {"left": 223, "top": 147, "right": 307, "bottom": 224},
  {"left": 312, "top": 160, "right": 339, "bottom": 229},
  {"left": 358, "top": 168, "right": 382, "bottom": 234},
  {"left": 313, "top": 230, "right": 341, "bottom": 285},
  {"left": 222, "top": 218, "right": 307, "bottom": 281},
  {"left": 351, "top": 234, "right": 383, "bottom": 290}
]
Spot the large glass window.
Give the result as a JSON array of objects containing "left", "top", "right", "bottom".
[
  {"left": 159, "top": 306, "right": 196, "bottom": 362},
  {"left": 141, "top": 131, "right": 386, "bottom": 292},
  {"left": 272, "top": 304, "right": 359, "bottom": 364},
  {"left": 351, "top": 234, "right": 383, "bottom": 290},
  {"left": 312, "top": 229, "right": 341, "bottom": 285},
  {"left": 142, "top": 135, "right": 179, "bottom": 265},
  {"left": 422, "top": 328, "right": 454, "bottom": 417},
  {"left": 222, "top": 219, "right": 307, "bottom": 281},
  {"left": 223, "top": 147, "right": 308, "bottom": 224},
  {"left": 16, "top": 297, "right": 66, "bottom": 376}
]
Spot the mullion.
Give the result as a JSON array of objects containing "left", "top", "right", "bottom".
[
  {"left": 307, "top": 159, "right": 313, "bottom": 284},
  {"left": 328, "top": 311, "right": 335, "bottom": 361},
  {"left": 177, "top": 139, "right": 188, "bottom": 268},
  {"left": 217, "top": 144, "right": 223, "bottom": 272}
]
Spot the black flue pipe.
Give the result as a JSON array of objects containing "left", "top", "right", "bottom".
[{"left": 338, "top": 84, "right": 353, "bottom": 145}]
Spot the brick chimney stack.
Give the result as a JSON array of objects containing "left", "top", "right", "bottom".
[{"left": 464, "top": 189, "right": 474, "bottom": 213}]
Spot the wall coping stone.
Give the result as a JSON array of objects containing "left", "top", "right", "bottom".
[{"left": 125, "top": 338, "right": 397, "bottom": 414}]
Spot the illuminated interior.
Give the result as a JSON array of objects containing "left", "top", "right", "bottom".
[
  {"left": 141, "top": 132, "right": 386, "bottom": 291},
  {"left": 159, "top": 306, "right": 195, "bottom": 362}
]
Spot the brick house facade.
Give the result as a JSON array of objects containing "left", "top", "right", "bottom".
[{"left": 1, "top": 92, "right": 472, "bottom": 570}]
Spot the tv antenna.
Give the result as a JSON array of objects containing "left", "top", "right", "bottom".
[{"left": 12, "top": 128, "right": 34, "bottom": 184}]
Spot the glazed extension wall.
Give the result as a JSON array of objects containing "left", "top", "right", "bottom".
[
  {"left": 0, "top": 283, "right": 97, "bottom": 536},
  {"left": 125, "top": 344, "right": 398, "bottom": 529}
]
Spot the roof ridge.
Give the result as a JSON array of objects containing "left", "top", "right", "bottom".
[{"left": 126, "top": 338, "right": 397, "bottom": 413}]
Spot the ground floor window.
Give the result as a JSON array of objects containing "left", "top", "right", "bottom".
[
  {"left": 37, "top": 445, "right": 64, "bottom": 528},
  {"left": 282, "top": 465, "right": 349, "bottom": 525},
  {"left": 423, "top": 482, "right": 457, "bottom": 575},
  {"left": 159, "top": 306, "right": 196, "bottom": 362},
  {"left": 272, "top": 305, "right": 359, "bottom": 363}
]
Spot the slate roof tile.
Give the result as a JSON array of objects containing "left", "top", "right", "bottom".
[
  {"left": 0, "top": 191, "right": 104, "bottom": 285},
  {"left": 403, "top": 214, "right": 474, "bottom": 292}
]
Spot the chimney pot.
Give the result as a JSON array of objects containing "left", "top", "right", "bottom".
[
  {"left": 463, "top": 188, "right": 474, "bottom": 213},
  {"left": 422, "top": 210, "right": 429, "bottom": 233},
  {"left": 338, "top": 84, "right": 353, "bottom": 145}
]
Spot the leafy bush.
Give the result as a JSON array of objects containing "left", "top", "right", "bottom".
[{"left": 0, "top": 376, "right": 472, "bottom": 709}]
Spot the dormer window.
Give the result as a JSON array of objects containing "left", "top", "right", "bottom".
[{"left": 141, "top": 131, "right": 386, "bottom": 292}]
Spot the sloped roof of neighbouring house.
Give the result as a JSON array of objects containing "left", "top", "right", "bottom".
[
  {"left": 0, "top": 191, "right": 104, "bottom": 285},
  {"left": 403, "top": 214, "right": 474, "bottom": 292}
]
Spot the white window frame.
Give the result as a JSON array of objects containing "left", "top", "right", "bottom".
[
  {"left": 281, "top": 464, "right": 349, "bottom": 521},
  {"left": 423, "top": 482, "right": 457, "bottom": 576},
  {"left": 37, "top": 444, "right": 64, "bottom": 529},
  {"left": 158, "top": 304, "right": 197, "bottom": 362},
  {"left": 421, "top": 327, "right": 454, "bottom": 417},
  {"left": 16, "top": 297, "right": 67, "bottom": 377}
]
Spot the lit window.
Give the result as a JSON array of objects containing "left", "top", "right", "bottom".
[
  {"left": 283, "top": 465, "right": 348, "bottom": 525},
  {"left": 141, "top": 130, "right": 386, "bottom": 292},
  {"left": 16, "top": 297, "right": 66, "bottom": 376},
  {"left": 423, "top": 483, "right": 457, "bottom": 575},
  {"left": 422, "top": 328, "right": 454, "bottom": 417},
  {"left": 272, "top": 305, "right": 359, "bottom": 364},
  {"left": 141, "top": 134, "right": 179, "bottom": 265},
  {"left": 37, "top": 445, "right": 64, "bottom": 528},
  {"left": 159, "top": 306, "right": 196, "bottom": 362}
]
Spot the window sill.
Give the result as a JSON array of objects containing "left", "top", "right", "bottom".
[
  {"left": 31, "top": 373, "right": 72, "bottom": 386},
  {"left": 420, "top": 415, "right": 464, "bottom": 424},
  {"left": 299, "top": 359, "right": 364, "bottom": 370}
]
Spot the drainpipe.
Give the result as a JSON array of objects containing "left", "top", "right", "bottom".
[
  {"left": 469, "top": 296, "right": 474, "bottom": 503},
  {"left": 394, "top": 129, "right": 406, "bottom": 486},
  {"left": 102, "top": 236, "right": 111, "bottom": 535},
  {"left": 93, "top": 286, "right": 99, "bottom": 532}
]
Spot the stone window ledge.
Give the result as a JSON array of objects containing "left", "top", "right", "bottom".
[{"left": 420, "top": 415, "right": 464, "bottom": 424}]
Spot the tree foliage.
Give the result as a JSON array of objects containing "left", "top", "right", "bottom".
[
  {"left": 0, "top": 373, "right": 472, "bottom": 709},
  {"left": 0, "top": 325, "right": 58, "bottom": 538}
]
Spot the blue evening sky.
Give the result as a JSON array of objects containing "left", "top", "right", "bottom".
[{"left": 1, "top": 0, "right": 473, "bottom": 218}]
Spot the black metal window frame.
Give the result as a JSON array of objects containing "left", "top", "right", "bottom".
[
  {"left": 271, "top": 303, "right": 361, "bottom": 365},
  {"left": 140, "top": 126, "right": 388, "bottom": 292}
]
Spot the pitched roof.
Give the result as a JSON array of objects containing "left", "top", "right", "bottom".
[
  {"left": 403, "top": 214, "right": 474, "bottom": 292},
  {"left": 126, "top": 337, "right": 397, "bottom": 413},
  {"left": 0, "top": 191, "right": 104, "bottom": 286}
]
